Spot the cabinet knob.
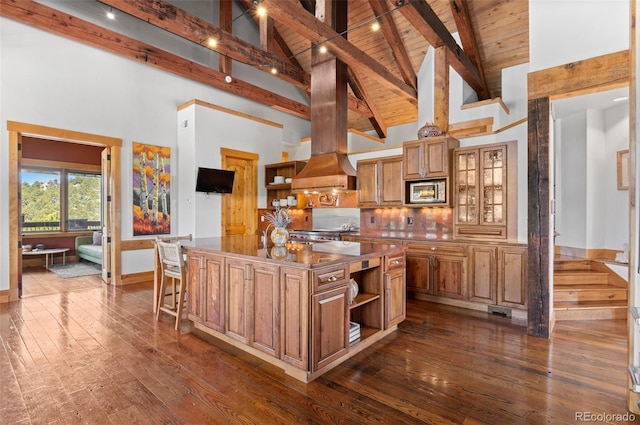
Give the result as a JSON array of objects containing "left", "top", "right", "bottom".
[
  {"left": 430, "top": 247, "right": 437, "bottom": 251},
  {"left": 328, "top": 275, "right": 337, "bottom": 282}
]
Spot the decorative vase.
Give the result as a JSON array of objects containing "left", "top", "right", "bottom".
[
  {"left": 417, "top": 122, "right": 443, "bottom": 139},
  {"left": 270, "top": 227, "right": 289, "bottom": 246},
  {"left": 270, "top": 245, "right": 288, "bottom": 260},
  {"left": 348, "top": 278, "right": 359, "bottom": 305}
]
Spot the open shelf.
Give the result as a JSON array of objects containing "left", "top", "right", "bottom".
[
  {"left": 349, "top": 325, "right": 378, "bottom": 347},
  {"left": 350, "top": 293, "right": 380, "bottom": 309}
]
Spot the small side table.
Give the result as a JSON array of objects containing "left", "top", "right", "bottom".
[{"left": 22, "top": 248, "right": 70, "bottom": 270}]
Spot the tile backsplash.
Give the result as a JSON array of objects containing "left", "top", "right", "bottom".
[{"left": 359, "top": 207, "right": 453, "bottom": 238}]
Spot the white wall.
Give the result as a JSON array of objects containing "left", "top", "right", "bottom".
[
  {"left": 529, "top": 0, "right": 629, "bottom": 71},
  {"left": 0, "top": 18, "right": 310, "bottom": 287}
]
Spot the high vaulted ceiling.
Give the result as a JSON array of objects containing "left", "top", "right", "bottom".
[{"left": 1, "top": 0, "right": 529, "bottom": 138}]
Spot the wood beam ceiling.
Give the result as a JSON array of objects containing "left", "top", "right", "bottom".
[{"left": 0, "top": 0, "right": 310, "bottom": 119}]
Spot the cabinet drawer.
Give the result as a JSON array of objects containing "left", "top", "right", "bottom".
[
  {"left": 312, "top": 265, "right": 348, "bottom": 293},
  {"left": 385, "top": 254, "right": 405, "bottom": 271},
  {"left": 405, "top": 242, "right": 466, "bottom": 256}
]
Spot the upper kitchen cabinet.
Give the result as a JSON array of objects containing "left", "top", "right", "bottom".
[
  {"left": 453, "top": 141, "right": 517, "bottom": 240},
  {"left": 357, "top": 155, "right": 403, "bottom": 208},
  {"left": 403, "top": 136, "right": 459, "bottom": 180}
]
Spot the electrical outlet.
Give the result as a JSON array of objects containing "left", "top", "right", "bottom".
[
  {"left": 370, "top": 216, "right": 375, "bottom": 223},
  {"left": 407, "top": 217, "right": 413, "bottom": 225}
]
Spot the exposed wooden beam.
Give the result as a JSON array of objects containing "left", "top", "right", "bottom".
[
  {"left": 263, "top": 0, "right": 417, "bottom": 104},
  {"left": 97, "top": 0, "right": 311, "bottom": 89},
  {"left": 397, "top": 0, "right": 484, "bottom": 98},
  {"left": 528, "top": 50, "right": 630, "bottom": 100},
  {"left": 434, "top": 46, "right": 449, "bottom": 133},
  {"left": 219, "top": 0, "right": 233, "bottom": 75},
  {"left": 259, "top": 14, "right": 276, "bottom": 53},
  {"left": 449, "top": 0, "right": 489, "bottom": 99},
  {"left": 348, "top": 71, "right": 387, "bottom": 138},
  {"left": 0, "top": 0, "right": 310, "bottom": 120},
  {"left": 368, "top": 0, "right": 417, "bottom": 91}
]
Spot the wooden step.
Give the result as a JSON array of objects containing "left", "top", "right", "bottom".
[
  {"left": 554, "top": 270, "right": 609, "bottom": 285},
  {"left": 554, "top": 300, "right": 628, "bottom": 321},
  {"left": 554, "top": 284, "right": 628, "bottom": 303},
  {"left": 554, "top": 259, "right": 593, "bottom": 271}
]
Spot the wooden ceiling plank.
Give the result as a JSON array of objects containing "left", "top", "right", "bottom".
[
  {"left": 0, "top": 0, "right": 310, "bottom": 120},
  {"left": 97, "top": 0, "right": 311, "bottom": 89},
  {"left": 449, "top": 0, "right": 489, "bottom": 99},
  {"left": 368, "top": 0, "right": 417, "bottom": 91},
  {"left": 397, "top": 0, "right": 484, "bottom": 97},
  {"left": 263, "top": 0, "right": 417, "bottom": 103}
]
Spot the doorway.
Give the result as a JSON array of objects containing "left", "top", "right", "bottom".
[
  {"left": 220, "top": 147, "right": 259, "bottom": 237},
  {"left": 7, "top": 121, "right": 122, "bottom": 302}
]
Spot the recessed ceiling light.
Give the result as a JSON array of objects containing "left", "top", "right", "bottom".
[{"left": 612, "top": 96, "right": 628, "bottom": 102}]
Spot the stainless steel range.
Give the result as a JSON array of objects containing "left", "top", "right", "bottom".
[{"left": 289, "top": 229, "right": 356, "bottom": 242}]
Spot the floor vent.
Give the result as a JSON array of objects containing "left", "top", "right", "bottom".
[{"left": 488, "top": 306, "right": 512, "bottom": 317}]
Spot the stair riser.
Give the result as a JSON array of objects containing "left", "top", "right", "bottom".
[
  {"left": 554, "top": 290, "right": 628, "bottom": 303},
  {"left": 554, "top": 261, "right": 593, "bottom": 271},
  {"left": 554, "top": 274, "right": 609, "bottom": 285},
  {"left": 554, "top": 308, "right": 627, "bottom": 321}
]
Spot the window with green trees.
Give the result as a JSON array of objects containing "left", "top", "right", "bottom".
[{"left": 21, "top": 167, "right": 101, "bottom": 232}]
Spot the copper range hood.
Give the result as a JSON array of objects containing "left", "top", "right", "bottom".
[{"left": 291, "top": 5, "right": 356, "bottom": 193}]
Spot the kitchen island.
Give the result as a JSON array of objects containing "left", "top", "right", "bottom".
[{"left": 182, "top": 236, "right": 406, "bottom": 382}]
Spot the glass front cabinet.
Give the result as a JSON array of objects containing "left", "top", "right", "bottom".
[{"left": 453, "top": 141, "right": 517, "bottom": 240}]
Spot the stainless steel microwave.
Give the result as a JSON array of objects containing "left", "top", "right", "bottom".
[{"left": 408, "top": 179, "right": 446, "bottom": 204}]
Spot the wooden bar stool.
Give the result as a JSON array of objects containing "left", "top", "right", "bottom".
[{"left": 155, "top": 238, "right": 187, "bottom": 330}]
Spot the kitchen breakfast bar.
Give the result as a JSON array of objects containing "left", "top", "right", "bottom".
[{"left": 181, "top": 236, "right": 406, "bottom": 382}]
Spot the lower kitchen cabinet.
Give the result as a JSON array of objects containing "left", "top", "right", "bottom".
[
  {"left": 405, "top": 242, "right": 467, "bottom": 300},
  {"left": 384, "top": 253, "right": 406, "bottom": 328},
  {"left": 250, "top": 262, "right": 280, "bottom": 357},
  {"left": 468, "top": 245, "right": 498, "bottom": 304},
  {"left": 280, "top": 266, "right": 309, "bottom": 368},
  {"left": 497, "top": 245, "right": 527, "bottom": 309},
  {"left": 225, "top": 257, "right": 252, "bottom": 344},
  {"left": 311, "top": 285, "right": 349, "bottom": 372}
]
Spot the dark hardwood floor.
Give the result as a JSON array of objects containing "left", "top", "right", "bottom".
[{"left": 0, "top": 275, "right": 632, "bottom": 424}]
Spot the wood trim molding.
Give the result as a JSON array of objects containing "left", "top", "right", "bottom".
[
  {"left": 120, "top": 271, "right": 154, "bottom": 285},
  {"left": 178, "top": 99, "right": 284, "bottom": 129},
  {"left": 7, "top": 121, "right": 122, "bottom": 147},
  {"left": 220, "top": 147, "right": 260, "bottom": 160},
  {"left": 22, "top": 158, "right": 101, "bottom": 172},
  {"left": 461, "top": 97, "right": 510, "bottom": 115},
  {"left": 121, "top": 239, "right": 155, "bottom": 251}
]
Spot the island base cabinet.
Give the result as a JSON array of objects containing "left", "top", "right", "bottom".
[
  {"left": 250, "top": 263, "right": 280, "bottom": 357},
  {"left": 187, "top": 251, "right": 225, "bottom": 333},
  {"left": 311, "top": 286, "right": 349, "bottom": 372},
  {"left": 225, "top": 259, "right": 250, "bottom": 344},
  {"left": 384, "top": 267, "right": 406, "bottom": 328},
  {"left": 280, "top": 266, "right": 309, "bottom": 369}
]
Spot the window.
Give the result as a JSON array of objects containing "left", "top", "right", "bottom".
[{"left": 21, "top": 167, "right": 101, "bottom": 233}]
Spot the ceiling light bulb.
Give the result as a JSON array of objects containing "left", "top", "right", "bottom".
[
  {"left": 225, "top": 75, "right": 232, "bottom": 83},
  {"left": 371, "top": 21, "right": 380, "bottom": 32},
  {"left": 270, "top": 66, "right": 278, "bottom": 75},
  {"left": 256, "top": 5, "right": 266, "bottom": 17},
  {"left": 106, "top": 10, "right": 115, "bottom": 20},
  {"left": 207, "top": 37, "right": 218, "bottom": 48},
  {"left": 319, "top": 45, "right": 328, "bottom": 54}
]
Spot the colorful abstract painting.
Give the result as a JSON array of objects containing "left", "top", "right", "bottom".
[{"left": 132, "top": 142, "right": 171, "bottom": 236}]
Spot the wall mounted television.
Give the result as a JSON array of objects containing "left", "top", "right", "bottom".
[{"left": 195, "top": 167, "right": 235, "bottom": 194}]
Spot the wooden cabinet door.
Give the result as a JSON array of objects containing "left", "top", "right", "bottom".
[
  {"left": 311, "top": 286, "right": 349, "bottom": 372},
  {"left": 406, "top": 254, "right": 432, "bottom": 294},
  {"left": 468, "top": 246, "right": 497, "bottom": 304},
  {"left": 425, "top": 139, "right": 448, "bottom": 177},
  {"left": 280, "top": 266, "right": 309, "bottom": 369},
  {"left": 403, "top": 141, "right": 425, "bottom": 179},
  {"left": 498, "top": 246, "right": 527, "bottom": 309},
  {"left": 379, "top": 156, "right": 403, "bottom": 206},
  {"left": 384, "top": 268, "right": 406, "bottom": 329},
  {"left": 432, "top": 254, "right": 467, "bottom": 300},
  {"left": 356, "top": 160, "right": 379, "bottom": 207},
  {"left": 186, "top": 253, "right": 204, "bottom": 324},
  {"left": 250, "top": 263, "right": 280, "bottom": 357},
  {"left": 203, "top": 253, "right": 225, "bottom": 332},
  {"left": 225, "top": 258, "right": 250, "bottom": 344}
]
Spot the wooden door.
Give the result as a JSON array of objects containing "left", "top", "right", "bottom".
[
  {"left": 498, "top": 246, "right": 527, "bottom": 309},
  {"left": 405, "top": 254, "right": 432, "bottom": 294},
  {"left": 221, "top": 148, "right": 258, "bottom": 236},
  {"left": 384, "top": 268, "right": 406, "bottom": 329},
  {"left": 225, "top": 258, "right": 250, "bottom": 344},
  {"left": 403, "top": 141, "right": 424, "bottom": 179},
  {"left": 379, "top": 156, "right": 403, "bottom": 206},
  {"left": 250, "top": 263, "right": 280, "bottom": 357},
  {"left": 101, "top": 148, "right": 111, "bottom": 283},
  {"left": 280, "top": 266, "right": 308, "bottom": 368},
  {"left": 425, "top": 139, "right": 448, "bottom": 176},
  {"left": 468, "top": 246, "right": 497, "bottom": 304},
  {"left": 432, "top": 254, "right": 467, "bottom": 300},
  {"left": 356, "top": 160, "right": 378, "bottom": 207},
  {"left": 311, "top": 286, "right": 349, "bottom": 372},
  {"left": 186, "top": 253, "right": 204, "bottom": 324},
  {"left": 204, "top": 253, "right": 225, "bottom": 332}
]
